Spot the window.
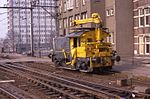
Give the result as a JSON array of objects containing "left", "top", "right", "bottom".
[
  {"left": 75, "top": 14, "right": 80, "bottom": 20},
  {"left": 81, "top": 12, "right": 87, "bottom": 19},
  {"left": 145, "top": 36, "right": 150, "bottom": 42},
  {"left": 64, "top": 2, "right": 67, "bottom": 12},
  {"left": 106, "top": 9, "right": 114, "bottom": 16},
  {"left": 63, "top": 18, "right": 68, "bottom": 28},
  {"left": 106, "top": 10, "right": 110, "bottom": 16},
  {"left": 145, "top": 8, "right": 150, "bottom": 15},
  {"left": 139, "top": 8, "right": 144, "bottom": 15},
  {"left": 146, "top": 44, "right": 149, "bottom": 53},
  {"left": 66, "top": 0, "right": 73, "bottom": 10},
  {"left": 110, "top": 9, "right": 114, "bottom": 16},
  {"left": 66, "top": 0, "right": 69, "bottom": 9},
  {"left": 73, "top": 38, "right": 77, "bottom": 48},
  {"left": 82, "top": 0, "right": 85, "bottom": 5},
  {"left": 75, "top": 0, "right": 79, "bottom": 7},
  {"left": 145, "top": 36, "right": 150, "bottom": 54},
  {"left": 107, "top": 32, "right": 114, "bottom": 44},
  {"left": 69, "top": 16, "right": 73, "bottom": 27},
  {"left": 59, "top": 1, "right": 62, "bottom": 13},
  {"left": 139, "top": 17, "right": 144, "bottom": 26},
  {"left": 138, "top": 8, "right": 150, "bottom": 27},
  {"left": 145, "top": 16, "right": 149, "bottom": 26},
  {"left": 139, "top": 36, "right": 144, "bottom": 54},
  {"left": 70, "top": 0, "right": 73, "bottom": 9}
]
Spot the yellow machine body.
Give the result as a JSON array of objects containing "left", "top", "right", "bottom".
[
  {"left": 51, "top": 13, "right": 120, "bottom": 72},
  {"left": 68, "top": 29, "right": 113, "bottom": 70}
]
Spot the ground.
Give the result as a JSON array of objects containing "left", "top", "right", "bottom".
[
  {"left": 0, "top": 53, "right": 150, "bottom": 98},
  {"left": 1, "top": 53, "right": 150, "bottom": 77},
  {"left": 114, "top": 57, "right": 150, "bottom": 77}
]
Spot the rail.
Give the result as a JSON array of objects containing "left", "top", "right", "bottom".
[
  {"left": 0, "top": 87, "right": 19, "bottom": 99},
  {"left": 0, "top": 63, "right": 120, "bottom": 98},
  {"left": 1, "top": 62, "right": 150, "bottom": 99}
]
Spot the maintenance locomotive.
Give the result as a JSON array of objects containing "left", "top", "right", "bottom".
[{"left": 49, "top": 13, "right": 120, "bottom": 72}]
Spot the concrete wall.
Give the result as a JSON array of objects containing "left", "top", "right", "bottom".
[
  {"left": 91, "top": 0, "right": 106, "bottom": 26},
  {"left": 105, "top": 0, "right": 116, "bottom": 48},
  {"left": 115, "top": 0, "right": 134, "bottom": 58}
]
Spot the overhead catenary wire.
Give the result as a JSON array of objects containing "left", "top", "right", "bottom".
[
  {"left": 0, "top": 12, "right": 7, "bottom": 15},
  {"left": 0, "top": 17, "right": 7, "bottom": 23},
  {"left": 0, "top": 1, "right": 57, "bottom": 55}
]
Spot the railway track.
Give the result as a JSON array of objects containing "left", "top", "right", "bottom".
[
  {"left": 0, "top": 83, "right": 39, "bottom": 99},
  {"left": 0, "top": 63, "right": 119, "bottom": 99},
  {"left": 0, "top": 81, "right": 40, "bottom": 99},
  {"left": 1, "top": 62, "right": 150, "bottom": 99},
  {"left": 0, "top": 87, "right": 19, "bottom": 99}
]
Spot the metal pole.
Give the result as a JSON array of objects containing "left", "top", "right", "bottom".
[
  {"left": 0, "top": 2, "right": 57, "bottom": 55},
  {"left": 30, "top": 3, "right": 34, "bottom": 56},
  {"left": 12, "top": 31, "right": 15, "bottom": 52},
  {"left": 38, "top": 5, "right": 41, "bottom": 57},
  {"left": 55, "top": 0, "right": 59, "bottom": 37},
  {"left": 0, "top": 80, "right": 15, "bottom": 83}
]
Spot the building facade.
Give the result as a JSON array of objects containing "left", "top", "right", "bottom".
[
  {"left": 58, "top": 0, "right": 105, "bottom": 36},
  {"left": 7, "top": 0, "right": 57, "bottom": 56},
  {"left": 133, "top": 0, "right": 150, "bottom": 55},
  {"left": 58, "top": 0, "right": 134, "bottom": 58},
  {"left": 105, "top": 0, "right": 134, "bottom": 58}
]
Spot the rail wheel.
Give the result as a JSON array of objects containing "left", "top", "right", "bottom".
[
  {"left": 79, "top": 62, "right": 92, "bottom": 72},
  {"left": 145, "top": 88, "right": 150, "bottom": 99}
]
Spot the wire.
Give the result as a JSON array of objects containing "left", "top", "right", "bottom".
[
  {"left": 0, "top": 17, "right": 7, "bottom": 23},
  {"left": 0, "top": 12, "right": 7, "bottom": 15},
  {"left": 41, "top": 7, "right": 56, "bottom": 18}
]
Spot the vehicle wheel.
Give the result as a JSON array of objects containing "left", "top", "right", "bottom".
[
  {"left": 145, "top": 88, "right": 150, "bottom": 99},
  {"left": 54, "top": 59, "right": 60, "bottom": 67}
]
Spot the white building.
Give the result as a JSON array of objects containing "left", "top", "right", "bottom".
[{"left": 7, "top": 0, "right": 57, "bottom": 56}]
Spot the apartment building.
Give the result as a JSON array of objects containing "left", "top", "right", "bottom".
[
  {"left": 7, "top": 0, "right": 57, "bottom": 56},
  {"left": 133, "top": 0, "right": 150, "bottom": 55},
  {"left": 58, "top": 0, "right": 134, "bottom": 58}
]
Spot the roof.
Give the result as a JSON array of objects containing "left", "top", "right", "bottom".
[
  {"left": 71, "top": 27, "right": 95, "bottom": 31},
  {"left": 66, "top": 31, "right": 85, "bottom": 38}
]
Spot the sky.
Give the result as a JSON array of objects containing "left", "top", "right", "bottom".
[{"left": 0, "top": 0, "right": 7, "bottom": 39}]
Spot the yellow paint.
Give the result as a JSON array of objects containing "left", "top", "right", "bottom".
[
  {"left": 62, "top": 49, "right": 67, "bottom": 58},
  {"left": 77, "top": 47, "right": 86, "bottom": 58},
  {"left": 70, "top": 48, "right": 77, "bottom": 66},
  {"left": 62, "top": 13, "right": 114, "bottom": 69}
]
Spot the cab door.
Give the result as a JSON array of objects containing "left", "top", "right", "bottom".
[{"left": 73, "top": 38, "right": 78, "bottom": 48}]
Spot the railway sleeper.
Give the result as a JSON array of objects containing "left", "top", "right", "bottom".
[
  {"left": 2, "top": 63, "right": 121, "bottom": 99},
  {"left": 76, "top": 93, "right": 88, "bottom": 98},
  {"left": 44, "top": 90, "right": 54, "bottom": 93},
  {"left": 0, "top": 89, "right": 18, "bottom": 99},
  {"left": 50, "top": 93, "right": 60, "bottom": 97},
  {"left": 38, "top": 87, "right": 47, "bottom": 91}
]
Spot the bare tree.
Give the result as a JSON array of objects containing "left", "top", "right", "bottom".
[
  {"left": 3, "top": 32, "right": 17, "bottom": 53},
  {"left": 0, "top": 38, "right": 4, "bottom": 52}
]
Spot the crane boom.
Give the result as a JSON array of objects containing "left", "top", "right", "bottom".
[{"left": 71, "top": 13, "right": 102, "bottom": 27}]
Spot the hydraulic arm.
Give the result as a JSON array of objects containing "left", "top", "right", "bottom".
[
  {"left": 72, "top": 13, "right": 102, "bottom": 26},
  {"left": 71, "top": 13, "right": 106, "bottom": 41}
]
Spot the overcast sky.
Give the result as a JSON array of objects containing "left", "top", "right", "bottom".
[{"left": 0, "top": 0, "right": 7, "bottom": 39}]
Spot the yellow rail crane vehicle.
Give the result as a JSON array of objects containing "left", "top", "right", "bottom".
[{"left": 49, "top": 13, "right": 120, "bottom": 72}]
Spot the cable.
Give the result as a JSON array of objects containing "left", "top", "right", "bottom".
[
  {"left": 41, "top": 6, "right": 56, "bottom": 18},
  {"left": 0, "top": 12, "right": 7, "bottom": 15},
  {"left": 0, "top": 17, "right": 7, "bottom": 23}
]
